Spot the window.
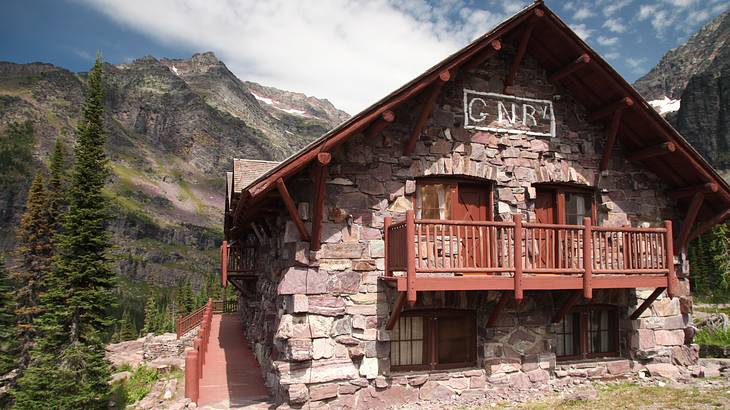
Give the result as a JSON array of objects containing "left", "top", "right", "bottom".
[
  {"left": 535, "top": 185, "right": 596, "bottom": 225},
  {"left": 553, "top": 305, "right": 619, "bottom": 360},
  {"left": 415, "top": 178, "right": 493, "bottom": 221},
  {"left": 391, "top": 310, "right": 476, "bottom": 371}
]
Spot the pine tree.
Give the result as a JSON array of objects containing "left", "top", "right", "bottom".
[
  {"left": 12, "top": 174, "right": 53, "bottom": 369},
  {"left": 0, "top": 121, "right": 35, "bottom": 226},
  {"left": 14, "top": 55, "right": 115, "bottom": 409},
  {"left": 0, "top": 255, "right": 18, "bottom": 376},
  {"left": 142, "top": 294, "right": 156, "bottom": 335},
  {"left": 118, "top": 309, "right": 137, "bottom": 341},
  {"left": 46, "top": 138, "right": 67, "bottom": 236},
  {"left": 182, "top": 280, "right": 195, "bottom": 314}
]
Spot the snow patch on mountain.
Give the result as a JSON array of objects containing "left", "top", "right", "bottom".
[
  {"left": 251, "top": 92, "right": 308, "bottom": 117},
  {"left": 649, "top": 97, "right": 681, "bottom": 115}
]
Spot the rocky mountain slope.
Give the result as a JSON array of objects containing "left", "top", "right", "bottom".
[
  {"left": 634, "top": 9, "right": 730, "bottom": 174},
  {"left": 0, "top": 52, "right": 348, "bottom": 288}
]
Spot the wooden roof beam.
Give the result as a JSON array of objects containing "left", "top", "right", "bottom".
[
  {"left": 626, "top": 142, "right": 676, "bottom": 162},
  {"left": 587, "top": 97, "right": 634, "bottom": 122},
  {"left": 599, "top": 106, "right": 627, "bottom": 172},
  {"left": 504, "top": 9, "right": 544, "bottom": 90},
  {"left": 669, "top": 182, "right": 719, "bottom": 199},
  {"left": 310, "top": 152, "right": 331, "bottom": 251},
  {"left": 276, "top": 177, "right": 310, "bottom": 242},
  {"left": 687, "top": 208, "right": 730, "bottom": 243},
  {"left": 462, "top": 39, "right": 502, "bottom": 71},
  {"left": 548, "top": 53, "right": 591, "bottom": 83},
  {"left": 364, "top": 110, "right": 395, "bottom": 141},
  {"left": 677, "top": 191, "right": 705, "bottom": 251},
  {"left": 403, "top": 70, "right": 451, "bottom": 156}
]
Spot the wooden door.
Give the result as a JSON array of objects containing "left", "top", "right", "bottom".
[
  {"left": 534, "top": 190, "right": 557, "bottom": 268},
  {"left": 453, "top": 184, "right": 490, "bottom": 268}
]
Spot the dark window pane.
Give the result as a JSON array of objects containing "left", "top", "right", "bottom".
[
  {"left": 553, "top": 312, "right": 580, "bottom": 357},
  {"left": 437, "top": 314, "right": 474, "bottom": 365}
]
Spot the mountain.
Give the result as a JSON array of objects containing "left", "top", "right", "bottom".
[
  {"left": 634, "top": 9, "right": 730, "bottom": 175},
  {"left": 0, "top": 52, "right": 348, "bottom": 289}
]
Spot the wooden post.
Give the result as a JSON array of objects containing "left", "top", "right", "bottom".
[
  {"left": 310, "top": 152, "right": 331, "bottom": 251},
  {"left": 384, "top": 216, "right": 392, "bottom": 278},
  {"left": 513, "top": 214, "right": 523, "bottom": 303},
  {"left": 406, "top": 210, "right": 417, "bottom": 306},
  {"left": 665, "top": 220, "right": 678, "bottom": 298},
  {"left": 583, "top": 217, "right": 593, "bottom": 300},
  {"left": 195, "top": 337, "right": 203, "bottom": 379},
  {"left": 185, "top": 349, "right": 199, "bottom": 403},
  {"left": 220, "top": 241, "right": 228, "bottom": 288}
]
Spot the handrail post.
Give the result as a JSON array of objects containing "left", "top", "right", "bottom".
[
  {"left": 406, "top": 210, "right": 417, "bottom": 306},
  {"left": 185, "top": 349, "right": 199, "bottom": 403},
  {"left": 384, "top": 216, "right": 392, "bottom": 278},
  {"left": 513, "top": 214, "right": 523, "bottom": 303},
  {"left": 665, "top": 220, "right": 677, "bottom": 298},
  {"left": 583, "top": 217, "right": 593, "bottom": 301}
]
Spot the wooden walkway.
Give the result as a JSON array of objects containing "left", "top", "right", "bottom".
[{"left": 198, "top": 314, "right": 270, "bottom": 409}]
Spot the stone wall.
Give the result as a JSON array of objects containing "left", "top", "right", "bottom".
[{"left": 233, "top": 45, "right": 695, "bottom": 407}]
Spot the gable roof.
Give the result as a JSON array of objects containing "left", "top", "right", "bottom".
[
  {"left": 232, "top": 158, "right": 280, "bottom": 193},
  {"left": 230, "top": 0, "right": 730, "bottom": 232}
]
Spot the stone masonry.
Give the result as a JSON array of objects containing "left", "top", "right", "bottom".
[{"left": 233, "top": 44, "right": 695, "bottom": 408}]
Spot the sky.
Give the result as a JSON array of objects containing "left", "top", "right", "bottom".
[{"left": 1, "top": 0, "right": 728, "bottom": 114}]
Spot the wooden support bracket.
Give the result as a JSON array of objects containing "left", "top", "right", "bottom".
[
  {"left": 365, "top": 110, "right": 395, "bottom": 141},
  {"left": 403, "top": 71, "right": 450, "bottom": 156},
  {"left": 688, "top": 208, "right": 730, "bottom": 243},
  {"left": 487, "top": 291, "right": 510, "bottom": 328},
  {"left": 630, "top": 287, "right": 665, "bottom": 320},
  {"left": 669, "top": 182, "right": 719, "bottom": 199},
  {"left": 548, "top": 53, "right": 590, "bottom": 83},
  {"left": 551, "top": 292, "right": 581, "bottom": 323},
  {"left": 626, "top": 142, "right": 676, "bottom": 162},
  {"left": 310, "top": 152, "right": 331, "bottom": 251},
  {"left": 276, "top": 177, "right": 310, "bottom": 241},
  {"left": 599, "top": 105, "right": 627, "bottom": 171},
  {"left": 462, "top": 39, "right": 502, "bottom": 71},
  {"left": 504, "top": 9, "right": 544, "bottom": 89},
  {"left": 587, "top": 97, "right": 634, "bottom": 122},
  {"left": 386, "top": 292, "right": 406, "bottom": 330},
  {"left": 676, "top": 191, "right": 704, "bottom": 251}
]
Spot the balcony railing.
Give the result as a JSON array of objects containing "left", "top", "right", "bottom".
[
  {"left": 220, "top": 239, "right": 257, "bottom": 288},
  {"left": 383, "top": 210, "right": 677, "bottom": 305}
]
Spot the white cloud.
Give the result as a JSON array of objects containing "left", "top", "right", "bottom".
[
  {"left": 572, "top": 7, "right": 595, "bottom": 20},
  {"left": 602, "top": 0, "right": 633, "bottom": 16},
  {"left": 626, "top": 57, "right": 649, "bottom": 75},
  {"left": 597, "top": 36, "right": 619, "bottom": 46},
  {"left": 570, "top": 23, "right": 594, "bottom": 40},
  {"left": 637, "top": 4, "right": 658, "bottom": 20},
  {"left": 71, "top": 48, "right": 94, "bottom": 61},
  {"left": 603, "top": 17, "right": 627, "bottom": 33},
  {"left": 75, "top": 0, "right": 525, "bottom": 114},
  {"left": 604, "top": 51, "right": 621, "bottom": 60}
]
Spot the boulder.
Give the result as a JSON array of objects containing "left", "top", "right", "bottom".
[{"left": 645, "top": 363, "right": 680, "bottom": 380}]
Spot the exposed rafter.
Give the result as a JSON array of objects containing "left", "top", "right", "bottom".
[
  {"left": 676, "top": 191, "right": 704, "bottom": 251},
  {"left": 276, "top": 177, "right": 310, "bottom": 241},
  {"left": 462, "top": 39, "right": 502, "bottom": 71},
  {"left": 310, "top": 152, "right": 331, "bottom": 251},
  {"left": 365, "top": 110, "right": 395, "bottom": 141},
  {"left": 669, "top": 182, "right": 719, "bottom": 199},
  {"left": 630, "top": 288, "right": 665, "bottom": 320},
  {"left": 587, "top": 97, "right": 634, "bottom": 122},
  {"left": 504, "top": 9, "right": 544, "bottom": 89},
  {"left": 626, "top": 142, "right": 676, "bottom": 162},
  {"left": 548, "top": 53, "right": 590, "bottom": 83},
  {"left": 403, "top": 70, "right": 451, "bottom": 156},
  {"left": 688, "top": 208, "right": 730, "bottom": 243}
]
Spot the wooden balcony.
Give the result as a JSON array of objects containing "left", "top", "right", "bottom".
[
  {"left": 383, "top": 210, "right": 678, "bottom": 306},
  {"left": 220, "top": 239, "right": 257, "bottom": 290}
]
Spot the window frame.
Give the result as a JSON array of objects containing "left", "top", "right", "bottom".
[
  {"left": 535, "top": 184, "right": 597, "bottom": 225},
  {"left": 413, "top": 177, "right": 494, "bottom": 221},
  {"left": 554, "top": 304, "right": 620, "bottom": 361},
  {"left": 390, "top": 309, "right": 477, "bottom": 372}
]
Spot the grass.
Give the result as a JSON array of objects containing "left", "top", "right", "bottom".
[
  {"left": 695, "top": 326, "right": 730, "bottom": 347},
  {"left": 488, "top": 382, "right": 730, "bottom": 409},
  {"left": 110, "top": 365, "right": 161, "bottom": 408},
  {"left": 694, "top": 305, "right": 730, "bottom": 316}
]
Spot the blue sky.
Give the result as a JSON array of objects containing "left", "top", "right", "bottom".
[{"left": 1, "top": 0, "right": 728, "bottom": 113}]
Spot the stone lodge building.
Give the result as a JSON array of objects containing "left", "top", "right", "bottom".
[{"left": 220, "top": 1, "right": 730, "bottom": 407}]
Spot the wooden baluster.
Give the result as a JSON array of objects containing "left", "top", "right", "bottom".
[
  {"left": 583, "top": 218, "right": 593, "bottom": 300},
  {"left": 406, "top": 210, "right": 417, "bottom": 306},
  {"left": 472, "top": 225, "right": 477, "bottom": 269},
  {"left": 449, "top": 225, "right": 454, "bottom": 269},
  {"left": 513, "top": 214, "right": 523, "bottom": 302},
  {"left": 384, "top": 216, "right": 392, "bottom": 277}
]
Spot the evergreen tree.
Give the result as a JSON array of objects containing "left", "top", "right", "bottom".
[
  {"left": 118, "top": 309, "right": 137, "bottom": 341},
  {"left": 0, "top": 121, "right": 35, "bottom": 225},
  {"left": 141, "top": 294, "right": 156, "bottom": 335},
  {"left": 14, "top": 55, "right": 115, "bottom": 409},
  {"left": 12, "top": 174, "right": 53, "bottom": 369},
  {"left": 46, "top": 138, "right": 67, "bottom": 236},
  {"left": 182, "top": 280, "right": 195, "bottom": 313},
  {"left": 0, "top": 255, "right": 18, "bottom": 376}
]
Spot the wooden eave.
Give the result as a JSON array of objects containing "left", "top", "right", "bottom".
[{"left": 228, "top": 0, "right": 730, "bottom": 236}]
